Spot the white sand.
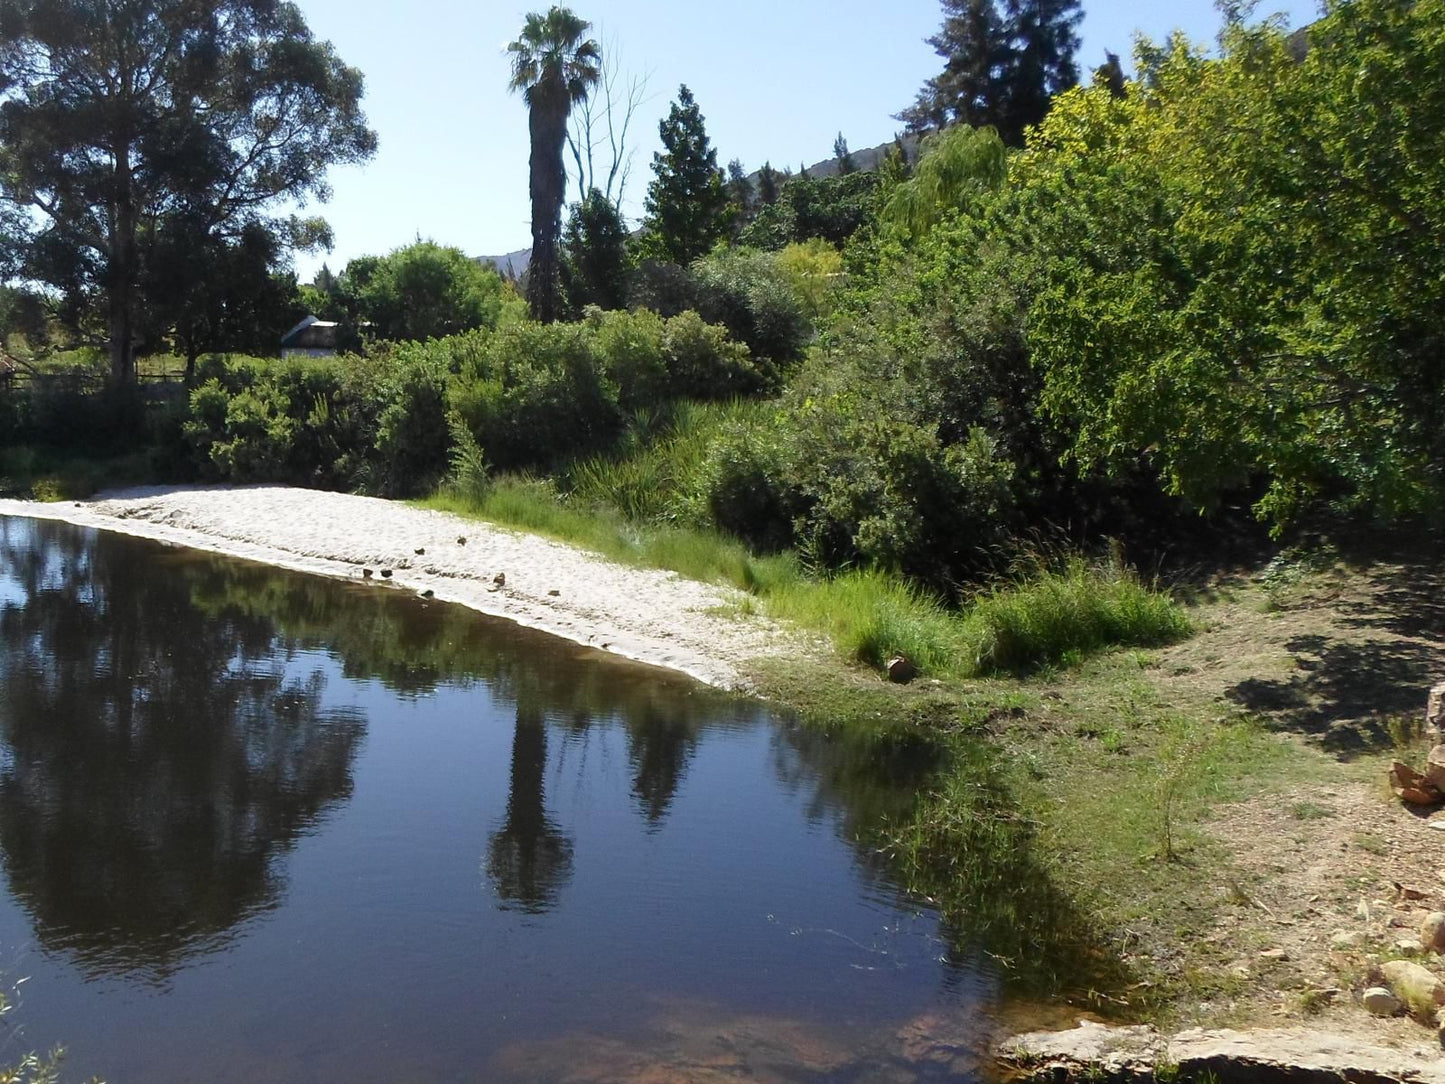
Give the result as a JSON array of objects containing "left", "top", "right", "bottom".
[{"left": 0, "top": 485, "right": 813, "bottom": 689}]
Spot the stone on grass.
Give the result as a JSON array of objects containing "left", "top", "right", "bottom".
[
  {"left": 1422, "top": 912, "right": 1445, "bottom": 954},
  {"left": 1363, "top": 986, "right": 1402, "bottom": 1016},
  {"left": 886, "top": 656, "right": 917, "bottom": 685},
  {"left": 1380, "top": 959, "right": 1445, "bottom": 1020},
  {"left": 1330, "top": 930, "right": 1364, "bottom": 950},
  {"left": 1390, "top": 761, "right": 1442, "bottom": 807}
]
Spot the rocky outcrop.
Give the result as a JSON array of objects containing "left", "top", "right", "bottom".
[{"left": 998, "top": 1021, "right": 1445, "bottom": 1083}]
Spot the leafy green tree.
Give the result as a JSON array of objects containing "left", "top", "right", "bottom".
[
  {"left": 638, "top": 85, "right": 729, "bottom": 263},
  {"left": 352, "top": 241, "right": 506, "bottom": 342},
  {"left": 561, "top": 188, "right": 631, "bottom": 311},
  {"left": 0, "top": 0, "right": 376, "bottom": 383},
  {"left": 145, "top": 220, "right": 305, "bottom": 377},
  {"left": 902, "top": 0, "right": 1082, "bottom": 145},
  {"left": 740, "top": 171, "right": 881, "bottom": 250},
  {"left": 880, "top": 124, "right": 1008, "bottom": 239},
  {"left": 833, "top": 133, "right": 856, "bottom": 174},
  {"left": 757, "top": 162, "right": 782, "bottom": 206},
  {"left": 507, "top": 6, "right": 601, "bottom": 323}
]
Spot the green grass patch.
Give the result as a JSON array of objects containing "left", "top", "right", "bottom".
[
  {"left": 421, "top": 475, "right": 802, "bottom": 596},
  {"left": 0, "top": 446, "right": 156, "bottom": 500},
  {"left": 956, "top": 557, "right": 1193, "bottom": 676}
]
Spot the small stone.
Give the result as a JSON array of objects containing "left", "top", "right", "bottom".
[
  {"left": 1330, "top": 930, "right": 1364, "bottom": 950},
  {"left": 886, "top": 656, "right": 917, "bottom": 685},
  {"left": 1427, "top": 746, "right": 1445, "bottom": 793},
  {"left": 1396, "top": 938, "right": 1423, "bottom": 955},
  {"left": 1422, "top": 913, "right": 1445, "bottom": 953},
  {"left": 1363, "top": 986, "right": 1402, "bottom": 1016},
  {"left": 414, "top": 547, "right": 425, "bottom": 556},
  {"left": 548, "top": 589, "right": 560, "bottom": 597},
  {"left": 1390, "top": 761, "right": 1443, "bottom": 806},
  {"left": 362, "top": 568, "right": 374, "bottom": 579},
  {"left": 1399, "top": 883, "right": 1431, "bottom": 901},
  {"left": 457, "top": 536, "right": 467, "bottom": 545},
  {"left": 419, "top": 589, "right": 434, "bottom": 599},
  {"left": 1381, "top": 959, "right": 1445, "bottom": 1019},
  {"left": 1258, "top": 948, "right": 1289, "bottom": 961},
  {"left": 380, "top": 569, "right": 392, "bottom": 579}
]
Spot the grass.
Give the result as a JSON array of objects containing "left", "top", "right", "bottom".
[
  {"left": 0, "top": 446, "right": 156, "bottom": 500},
  {"left": 426, "top": 471, "right": 1194, "bottom": 683}
]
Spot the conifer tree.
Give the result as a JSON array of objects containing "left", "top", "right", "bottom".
[
  {"left": 639, "top": 86, "right": 728, "bottom": 263},
  {"left": 902, "top": 0, "right": 1081, "bottom": 146}
]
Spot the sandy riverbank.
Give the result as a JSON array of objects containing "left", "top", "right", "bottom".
[{"left": 0, "top": 485, "right": 812, "bottom": 688}]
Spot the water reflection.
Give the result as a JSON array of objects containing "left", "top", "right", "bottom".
[
  {"left": 0, "top": 519, "right": 364, "bottom": 980},
  {"left": 486, "top": 703, "right": 574, "bottom": 913}
]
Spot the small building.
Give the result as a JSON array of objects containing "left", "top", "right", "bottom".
[{"left": 281, "top": 315, "right": 339, "bottom": 359}]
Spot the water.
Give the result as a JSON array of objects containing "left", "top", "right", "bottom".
[{"left": 0, "top": 516, "right": 996, "bottom": 1082}]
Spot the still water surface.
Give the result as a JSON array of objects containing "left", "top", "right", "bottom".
[{"left": 0, "top": 516, "right": 994, "bottom": 1081}]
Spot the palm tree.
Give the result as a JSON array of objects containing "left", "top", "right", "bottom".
[{"left": 507, "top": 7, "right": 601, "bottom": 323}]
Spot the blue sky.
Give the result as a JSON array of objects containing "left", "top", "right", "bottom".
[{"left": 290, "top": 0, "right": 1322, "bottom": 278}]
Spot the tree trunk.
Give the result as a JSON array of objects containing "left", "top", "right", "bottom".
[
  {"left": 526, "top": 101, "right": 568, "bottom": 324},
  {"left": 108, "top": 143, "right": 138, "bottom": 384}
]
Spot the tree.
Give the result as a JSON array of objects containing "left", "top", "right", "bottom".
[
  {"left": 638, "top": 85, "right": 728, "bottom": 264},
  {"left": 833, "top": 132, "right": 856, "bottom": 174},
  {"left": 350, "top": 241, "right": 506, "bottom": 342},
  {"left": 902, "top": 0, "right": 1082, "bottom": 145},
  {"left": 0, "top": 0, "right": 376, "bottom": 384},
  {"left": 144, "top": 219, "right": 305, "bottom": 377},
  {"left": 561, "top": 187, "right": 630, "bottom": 311},
  {"left": 508, "top": 6, "right": 601, "bottom": 324},
  {"left": 566, "top": 32, "right": 647, "bottom": 207}
]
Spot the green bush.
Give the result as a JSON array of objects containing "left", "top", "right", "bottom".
[
  {"left": 448, "top": 322, "right": 623, "bottom": 471},
  {"left": 659, "top": 311, "right": 761, "bottom": 400}
]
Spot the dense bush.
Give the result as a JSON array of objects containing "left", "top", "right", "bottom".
[
  {"left": 626, "top": 247, "right": 812, "bottom": 369},
  {"left": 181, "top": 352, "right": 451, "bottom": 495}
]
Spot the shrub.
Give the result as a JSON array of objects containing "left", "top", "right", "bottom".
[
  {"left": 659, "top": 311, "right": 761, "bottom": 400},
  {"left": 689, "top": 246, "right": 811, "bottom": 367},
  {"left": 448, "top": 322, "right": 622, "bottom": 471}
]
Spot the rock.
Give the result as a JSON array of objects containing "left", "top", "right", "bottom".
[
  {"left": 491, "top": 571, "right": 505, "bottom": 590},
  {"left": 1423, "top": 913, "right": 1445, "bottom": 953},
  {"left": 999, "top": 1022, "right": 1445, "bottom": 1081},
  {"left": 457, "top": 536, "right": 467, "bottom": 545},
  {"left": 1381, "top": 959, "right": 1445, "bottom": 1019},
  {"left": 886, "top": 656, "right": 917, "bottom": 685},
  {"left": 361, "top": 568, "right": 373, "bottom": 579},
  {"left": 414, "top": 547, "right": 425, "bottom": 556},
  {"left": 1390, "top": 760, "right": 1443, "bottom": 806},
  {"left": 548, "top": 589, "right": 560, "bottom": 597},
  {"left": 1395, "top": 938, "right": 1423, "bottom": 955},
  {"left": 1430, "top": 681, "right": 1445, "bottom": 738},
  {"left": 1363, "top": 986, "right": 1403, "bottom": 1016},
  {"left": 379, "top": 569, "right": 392, "bottom": 579},
  {"left": 1258, "top": 948, "right": 1289, "bottom": 961},
  {"left": 419, "top": 589, "right": 434, "bottom": 599},
  {"left": 1427, "top": 746, "right": 1445, "bottom": 793},
  {"left": 1330, "top": 930, "right": 1364, "bottom": 950}
]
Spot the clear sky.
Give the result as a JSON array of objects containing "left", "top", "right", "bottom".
[{"left": 289, "top": 0, "right": 1322, "bottom": 279}]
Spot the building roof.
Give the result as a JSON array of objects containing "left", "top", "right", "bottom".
[{"left": 281, "top": 315, "right": 339, "bottom": 349}]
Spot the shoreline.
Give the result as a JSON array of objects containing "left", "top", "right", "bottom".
[{"left": 0, "top": 484, "right": 810, "bottom": 690}]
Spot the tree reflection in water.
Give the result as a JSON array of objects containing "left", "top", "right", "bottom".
[
  {"left": 486, "top": 703, "right": 574, "bottom": 913},
  {"left": 0, "top": 518, "right": 364, "bottom": 981}
]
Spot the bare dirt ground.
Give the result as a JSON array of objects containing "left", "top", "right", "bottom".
[{"left": 1051, "top": 538, "right": 1445, "bottom": 1063}]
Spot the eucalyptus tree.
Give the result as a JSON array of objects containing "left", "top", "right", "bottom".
[
  {"left": 507, "top": 6, "right": 601, "bottom": 323},
  {"left": 0, "top": 0, "right": 377, "bottom": 384}
]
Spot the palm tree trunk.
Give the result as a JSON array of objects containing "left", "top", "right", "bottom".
[{"left": 526, "top": 100, "right": 568, "bottom": 323}]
